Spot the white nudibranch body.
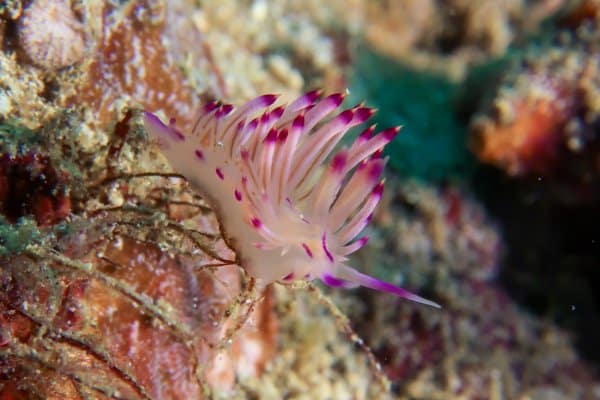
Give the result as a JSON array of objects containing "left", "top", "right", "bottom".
[{"left": 144, "top": 91, "right": 440, "bottom": 308}]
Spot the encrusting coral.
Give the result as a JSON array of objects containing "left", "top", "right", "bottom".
[
  {"left": 0, "top": 151, "right": 71, "bottom": 226},
  {"left": 74, "top": 0, "right": 198, "bottom": 130},
  {"left": 0, "top": 120, "right": 279, "bottom": 398},
  {"left": 371, "top": 180, "right": 502, "bottom": 282},
  {"left": 469, "top": 7, "right": 600, "bottom": 203},
  {"left": 339, "top": 179, "right": 599, "bottom": 399},
  {"left": 17, "top": 0, "right": 86, "bottom": 70},
  {"left": 363, "top": 0, "right": 566, "bottom": 79}
]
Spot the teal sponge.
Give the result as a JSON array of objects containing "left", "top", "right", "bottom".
[{"left": 349, "top": 48, "right": 475, "bottom": 182}]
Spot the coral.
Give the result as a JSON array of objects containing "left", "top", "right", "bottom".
[
  {"left": 0, "top": 51, "right": 60, "bottom": 127},
  {"left": 0, "top": 157, "right": 278, "bottom": 398},
  {"left": 341, "top": 178, "right": 599, "bottom": 398},
  {"left": 190, "top": 0, "right": 357, "bottom": 99},
  {"left": 145, "top": 92, "right": 439, "bottom": 307},
  {"left": 73, "top": 1, "right": 198, "bottom": 130},
  {"left": 0, "top": 106, "right": 280, "bottom": 397},
  {"left": 0, "top": 152, "right": 71, "bottom": 226},
  {"left": 0, "top": 122, "right": 74, "bottom": 227},
  {"left": 559, "top": 0, "right": 600, "bottom": 27},
  {"left": 469, "top": 57, "right": 579, "bottom": 176},
  {"left": 1, "top": 0, "right": 354, "bottom": 130},
  {"left": 362, "top": 0, "right": 565, "bottom": 79},
  {"left": 469, "top": 18, "right": 600, "bottom": 202},
  {"left": 349, "top": 280, "right": 600, "bottom": 399},
  {"left": 0, "top": 217, "right": 40, "bottom": 257},
  {"left": 17, "top": 0, "right": 86, "bottom": 70},
  {"left": 66, "top": 0, "right": 357, "bottom": 130},
  {"left": 1, "top": 0, "right": 408, "bottom": 392},
  {"left": 0, "top": 0, "right": 22, "bottom": 52},
  {"left": 0, "top": 17, "right": 5, "bottom": 51},
  {"left": 370, "top": 180, "right": 501, "bottom": 282},
  {"left": 0, "top": 233, "right": 277, "bottom": 398},
  {"left": 240, "top": 286, "right": 385, "bottom": 400}
]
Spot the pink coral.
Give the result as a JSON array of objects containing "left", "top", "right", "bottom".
[{"left": 145, "top": 92, "right": 440, "bottom": 308}]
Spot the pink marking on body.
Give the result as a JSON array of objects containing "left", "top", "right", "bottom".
[
  {"left": 260, "top": 94, "right": 279, "bottom": 106},
  {"left": 383, "top": 126, "right": 400, "bottom": 141},
  {"left": 321, "top": 234, "right": 334, "bottom": 263},
  {"left": 322, "top": 274, "right": 347, "bottom": 288},
  {"left": 169, "top": 117, "right": 176, "bottom": 125},
  {"left": 305, "top": 89, "right": 321, "bottom": 103},
  {"left": 216, "top": 168, "right": 224, "bottom": 180},
  {"left": 172, "top": 129, "right": 185, "bottom": 140},
  {"left": 264, "top": 128, "right": 278, "bottom": 143},
  {"left": 354, "top": 107, "right": 375, "bottom": 123},
  {"left": 282, "top": 272, "right": 295, "bottom": 281},
  {"left": 373, "top": 181, "right": 384, "bottom": 197},
  {"left": 338, "top": 109, "right": 354, "bottom": 124},
  {"left": 195, "top": 149, "right": 204, "bottom": 160},
  {"left": 293, "top": 114, "right": 305, "bottom": 129},
  {"left": 331, "top": 152, "right": 347, "bottom": 173},
  {"left": 204, "top": 101, "right": 219, "bottom": 113},
  {"left": 260, "top": 112, "right": 270, "bottom": 124},
  {"left": 234, "top": 189, "right": 242, "bottom": 201},
  {"left": 251, "top": 217, "right": 262, "bottom": 228},
  {"left": 271, "top": 106, "right": 285, "bottom": 119},
  {"left": 288, "top": 90, "right": 321, "bottom": 113},
  {"left": 372, "top": 149, "right": 384, "bottom": 159},
  {"left": 248, "top": 118, "right": 259, "bottom": 130},
  {"left": 216, "top": 104, "right": 234, "bottom": 118},
  {"left": 359, "top": 125, "right": 375, "bottom": 141},
  {"left": 340, "top": 235, "right": 370, "bottom": 256},
  {"left": 302, "top": 243, "right": 313, "bottom": 258},
  {"left": 278, "top": 129, "right": 288, "bottom": 142},
  {"left": 328, "top": 93, "right": 345, "bottom": 107},
  {"left": 368, "top": 162, "right": 384, "bottom": 181},
  {"left": 358, "top": 236, "right": 369, "bottom": 247},
  {"left": 241, "top": 149, "right": 250, "bottom": 160}
]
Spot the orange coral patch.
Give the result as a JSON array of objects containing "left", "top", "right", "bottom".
[
  {"left": 473, "top": 97, "right": 567, "bottom": 175},
  {"left": 74, "top": 2, "right": 197, "bottom": 129}
]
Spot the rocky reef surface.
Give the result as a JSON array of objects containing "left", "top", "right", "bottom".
[{"left": 0, "top": 1, "right": 599, "bottom": 399}]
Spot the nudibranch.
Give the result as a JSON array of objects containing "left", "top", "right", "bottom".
[{"left": 144, "top": 91, "right": 440, "bottom": 308}]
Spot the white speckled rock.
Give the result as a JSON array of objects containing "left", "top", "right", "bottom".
[{"left": 18, "top": 0, "right": 85, "bottom": 70}]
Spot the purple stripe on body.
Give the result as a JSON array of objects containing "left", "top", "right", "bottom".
[{"left": 321, "top": 234, "right": 334, "bottom": 263}]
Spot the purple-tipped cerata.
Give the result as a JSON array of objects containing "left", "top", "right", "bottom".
[{"left": 144, "top": 92, "right": 440, "bottom": 308}]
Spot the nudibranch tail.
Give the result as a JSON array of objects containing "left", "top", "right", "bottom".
[
  {"left": 323, "top": 265, "right": 442, "bottom": 309},
  {"left": 144, "top": 91, "right": 439, "bottom": 308}
]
